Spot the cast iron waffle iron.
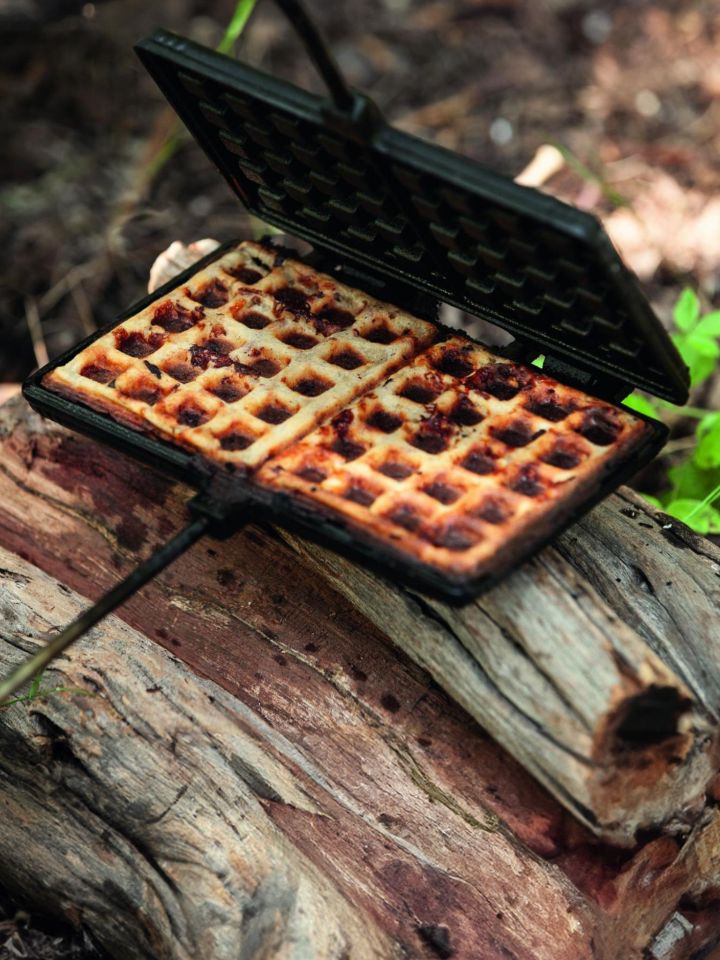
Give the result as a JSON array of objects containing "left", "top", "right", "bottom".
[{"left": 4, "top": 0, "right": 688, "bottom": 703}]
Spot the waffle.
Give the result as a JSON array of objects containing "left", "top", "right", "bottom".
[
  {"left": 45, "top": 241, "right": 652, "bottom": 587},
  {"left": 45, "top": 241, "right": 437, "bottom": 469},
  {"left": 256, "top": 336, "right": 651, "bottom": 580}
]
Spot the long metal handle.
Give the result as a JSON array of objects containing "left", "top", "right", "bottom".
[
  {"left": 273, "top": 0, "right": 354, "bottom": 111},
  {"left": 0, "top": 515, "right": 210, "bottom": 705}
]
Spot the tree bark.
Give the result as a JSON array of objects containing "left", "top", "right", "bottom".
[
  {"left": 1, "top": 395, "right": 720, "bottom": 959},
  {"left": 2, "top": 546, "right": 720, "bottom": 960}
]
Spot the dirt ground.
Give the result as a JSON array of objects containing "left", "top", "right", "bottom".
[{"left": 1, "top": 0, "right": 719, "bottom": 955}]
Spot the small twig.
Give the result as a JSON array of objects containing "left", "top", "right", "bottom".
[
  {"left": 69, "top": 278, "right": 96, "bottom": 336},
  {"left": 23, "top": 296, "right": 49, "bottom": 369}
]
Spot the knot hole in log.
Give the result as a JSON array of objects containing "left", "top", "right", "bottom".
[{"left": 610, "top": 686, "right": 693, "bottom": 756}]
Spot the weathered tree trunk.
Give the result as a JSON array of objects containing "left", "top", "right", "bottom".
[
  {"left": 1, "top": 395, "right": 720, "bottom": 959},
  {"left": 2, "top": 395, "right": 716, "bottom": 846},
  {"left": 2, "top": 546, "right": 720, "bottom": 960},
  {"left": 281, "top": 492, "right": 720, "bottom": 844}
]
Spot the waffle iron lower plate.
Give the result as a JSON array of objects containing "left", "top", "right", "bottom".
[{"left": 23, "top": 240, "right": 667, "bottom": 601}]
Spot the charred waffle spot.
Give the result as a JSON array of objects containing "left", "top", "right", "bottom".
[
  {"left": 190, "top": 343, "right": 233, "bottom": 370},
  {"left": 363, "top": 324, "right": 397, "bottom": 344},
  {"left": 470, "top": 363, "right": 531, "bottom": 400},
  {"left": 329, "top": 348, "right": 364, "bottom": 370},
  {"left": 313, "top": 307, "right": 354, "bottom": 334},
  {"left": 542, "top": 439, "right": 586, "bottom": 470},
  {"left": 281, "top": 331, "right": 318, "bottom": 350},
  {"left": 449, "top": 395, "right": 483, "bottom": 426},
  {"left": 427, "top": 521, "right": 480, "bottom": 551},
  {"left": 432, "top": 347, "right": 474, "bottom": 379},
  {"left": 291, "top": 375, "right": 332, "bottom": 397},
  {"left": 121, "top": 382, "right": 161, "bottom": 405},
  {"left": 460, "top": 448, "right": 496, "bottom": 475},
  {"left": 209, "top": 377, "right": 247, "bottom": 403},
  {"left": 343, "top": 484, "right": 377, "bottom": 507},
  {"left": 399, "top": 379, "right": 441, "bottom": 405},
  {"left": 205, "top": 336, "right": 233, "bottom": 355},
  {"left": 387, "top": 504, "right": 422, "bottom": 532},
  {"left": 226, "top": 265, "right": 265, "bottom": 285},
  {"left": 152, "top": 300, "right": 203, "bottom": 333},
  {"left": 274, "top": 286, "right": 311, "bottom": 316},
  {"left": 236, "top": 357, "right": 283, "bottom": 378},
  {"left": 329, "top": 410, "right": 365, "bottom": 460},
  {"left": 80, "top": 361, "right": 124, "bottom": 384},
  {"left": 526, "top": 390, "right": 574, "bottom": 422},
  {"left": 115, "top": 330, "right": 165, "bottom": 358},
  {"left": 190, "top": 278, "right": 229, "bottom": 308},
  {"left": 492, "top": 419, "right": 545, "bottom": 448},
  {"left": 410, "top": 413, "right": 454, "bottom": 454},
  {"left": 509, "top": 465, "right": 544, "bottom": 498},
  {"left": 219, "top": 431, "right": 255, "bottom": 451},
  {"left": 256, "top": 403, "right": 293, "bottom": 425},
  {"left": 237, "top": 311, "right": 271, "bottom": 329},
  {"left": 474, "top": 496, "right": 511, "bottom": 524},
  {"left": 411, "top": 433, "right": 447, "bottom": 454},
  {"left": 423, "top": 481, "right": 462, "bottom": 505},
  {"left": 378, "top": 458, "right": 414, "bottom": 480},
  {"left": 177, "top": 403, "right": 212, "bottom": 428},
  {"left": 144, "top": 361, "right": 162, "bottom": 379},
  {"left": 296, "top": 466, "right": 326, "bottom": 484},
  {"left": 366, "top": 409, "right": 402, "bottom": 433},
  {"left": 329, "top": 437, "right": 366, "bottom": 461},
  {"left": 163, "top": 362, "right": 197, "bottom": 383},
  {"left": 577, "top": 407, "right": 621, "bottom": 446}
]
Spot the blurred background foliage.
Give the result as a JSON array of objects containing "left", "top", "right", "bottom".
[
  {"left": 0, "top": 0, "right": 719, "bottom": 952},
  {"left": 0, "top": 0, "right": 719, "bottom": 515}
]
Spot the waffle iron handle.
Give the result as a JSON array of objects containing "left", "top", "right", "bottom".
[
  {"left": 272, "top": 0, "right": 353, "bottom": 111},
  {"left": 0, "top": 511, "right": 214, "bottom": 706},
  {"left": 271, "top": 0, "right": 383, "bottom": 138}
]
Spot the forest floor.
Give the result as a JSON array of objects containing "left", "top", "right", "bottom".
[{"left": 0, "top": 0, "right": 719, "bottom": 956}]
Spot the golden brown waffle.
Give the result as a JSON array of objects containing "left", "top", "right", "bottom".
[
  {"left": 257, "top": 336, "right": 651, "bottom": 579},
  {"left": 45, "top": 241, "right": 437, "bottom": 468}
]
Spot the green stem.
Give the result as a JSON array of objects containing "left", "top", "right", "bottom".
[
  {"left": 217, "top": 0, "right": 259, "bottom": 54},
  {"left": 682, "top": 481, "right": 720, "bottom": 523},
  {"left": 658, "top": 400, "right": 714, "bottom": 420},
  {"left": 144, "top": 0, "right": 259, "bottom": 187}
]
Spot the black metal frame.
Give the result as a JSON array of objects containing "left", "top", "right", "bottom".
[
  {"left": 21, "top": 2, "right": 675, "bottom": 600},
  {"left": 0, "top": 0, "right": 674, "bottom": 707},
  {"left": 23, "top": 239, "right": 668, "bottom": 602},
  {"left": 133, "top": 28, "right": 688, "bottom": 405}
]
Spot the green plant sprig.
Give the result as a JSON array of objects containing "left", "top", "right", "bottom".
[
  {"left": 626, "top": 288, "right": 720, "bottom": 534},
  {"left": 0, "top": 669, "right": 97, "bottom": 709}
]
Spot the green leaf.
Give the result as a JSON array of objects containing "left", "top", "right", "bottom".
[
  {"left": 695, "top": 311, "right": 720, "bottom": 338},
  {"left": 695, "top": 413, "right": 720, "bottom": 469},
  {"left": 665, "top": 498, "right": 720, "bottom": 534},
  {"left": 667, "top": 458, "right": 720, "bottom": 502},
  {"left": 673, "top": 335, "right": 718, "bottom": 385},
  {"left": 623, "top": 393, "right": 659, "bottom": 418},
  {"left": 640, "top": 494, "right": 663, "bottom": 509},
  {"left": 686, "top": 333, "right": 720, "bottom": 358},
  {"left": 673, "top": 288, "right": 700, "bottom": 332}
]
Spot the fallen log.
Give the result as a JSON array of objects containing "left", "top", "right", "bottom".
[
  {"left": 1, "top": 396, "right": 716, "bottom": 846},
  {"left": 2, "top": 545, "right": 720, "bottom": 960}
]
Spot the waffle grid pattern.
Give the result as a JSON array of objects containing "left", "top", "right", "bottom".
[
  {"left": 134, "top": 31, "right": 685, "bottom": 401},
  {"left": 45, "top": 242, "right": 436, "bottom": 469},
  {"left": 258, "top": 337, "right": 648, "bottom": 575}
]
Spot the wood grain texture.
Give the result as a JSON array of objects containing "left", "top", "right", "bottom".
[
  {"left": 281, "top": 503, "right": 720, "bottom": 844},
  {"left": 2, "top": 545, "right": 720, "bottom": 960},
  {"left": 1, "top": 395, "right": 720, "bottom": 959}
]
